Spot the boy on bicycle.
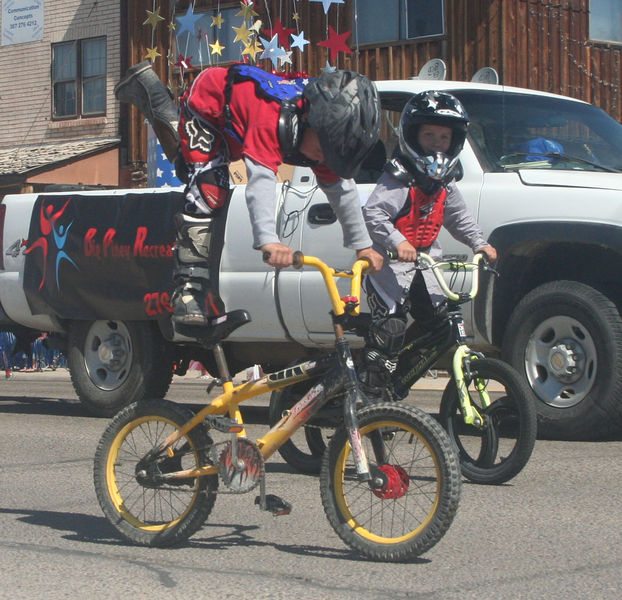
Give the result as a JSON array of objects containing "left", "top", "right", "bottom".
[{"left": 359, "top": 90, "right": 497, "bottom": 401}]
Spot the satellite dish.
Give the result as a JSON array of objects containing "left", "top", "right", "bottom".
[
  {"left": 416, "top": 59, "right": 447, "bottom": 81},
  {"left": 471, "top": 67, "right": 499, "bottom": 84}
]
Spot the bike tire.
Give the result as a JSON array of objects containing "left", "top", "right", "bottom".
[
  {"left": 268, "top": 378, "right": 340, "bottom": 474},
  {"left": 320, "top": 402, "right": 461, "bottom": 562},
  {"left": 93, "top": 399, "right": 218, "bottom": 546},
  {"left": 439, "top": 357, "right": 537, "bottom": 485}
]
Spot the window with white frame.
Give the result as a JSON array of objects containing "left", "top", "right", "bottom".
[
  {"left": 589, "top": 0, "right": 622, "bottom": 44},
  {"left": 353, "top": 0, "right": 445, "bottom": 45},
  {"left": 52, "top": 37, "right": 107, "bottom": 119}
]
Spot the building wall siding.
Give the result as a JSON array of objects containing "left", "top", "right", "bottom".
[
  {"left": 121, "top": 0, "right": 621, "bottom": 168},
  {"left": 0, "top": 0, "right": 121, "bottom": 149}
]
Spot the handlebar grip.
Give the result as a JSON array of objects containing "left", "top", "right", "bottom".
[
  {"left": 293, "top": 251, "right": 304, "bottom": 269},
  {"left": 262, "top": 249, "right": 305, "bottom": 269}
]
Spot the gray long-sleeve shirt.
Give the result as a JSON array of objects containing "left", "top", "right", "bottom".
[
  {"left": 245, "top": 157, "right": 372, "bottom": 251},
  {"left": 363, "top": 171, "right": 488, "bottom": 307}
]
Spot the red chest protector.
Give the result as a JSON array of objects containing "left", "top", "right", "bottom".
[{"left": 394, "top": 187, "right": 447, "bottom": 248}]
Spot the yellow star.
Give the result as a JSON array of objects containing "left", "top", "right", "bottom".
[
  {"left": 143, "top": 7, "right": 165, "bottom": 29},
  {"left": 242, "top": 38, "right": 263, "bottom": 61},
  {"left": 210, "top": 39, "right": 225, "bottom": 56},
  {"left": 144, "top": 46, "right": 161, "bottom": 62},
  {"left": 232, "top": 21, "right": 252, "bottom": 44},
  {"left": 293, "top": 13, "right": 301, "bottom": 23},
  {"left": 236, "top": 1, "right": 258, "bottom": 22},
  {"left": 168, "top": 21, "right": 176, "bottom": 33},
  {"left": 211, "top": 12, "right": 224, "bottom": 29}
]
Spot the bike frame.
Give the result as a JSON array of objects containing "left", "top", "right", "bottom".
[
  {"left": 392, "top": 253, "right": 491, "bottom": 426},
  {"left": 151, "top": 254, "right": 375, "bottom": 482}
]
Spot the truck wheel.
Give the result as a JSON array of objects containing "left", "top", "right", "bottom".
[
  {"left": 502, "top": 281, "right": 622, "bottom": 439},
  {"left": 67, "top": 320, "right": 174, "bottom": 417}
]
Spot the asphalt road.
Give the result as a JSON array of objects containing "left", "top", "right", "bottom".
[{"left": 1, "top": 370, "right": 621, "bottom": 599}]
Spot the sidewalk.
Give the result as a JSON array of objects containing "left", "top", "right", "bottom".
[{"left": 1, "top": 366, "right": 452, "bottom": 390}]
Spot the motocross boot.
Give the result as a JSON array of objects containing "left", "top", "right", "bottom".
[
  {"left": 170, "top": 213, "right": 224, "bottom": 326},
  {"left": 114, "top": 61, "right": 180, "bottom": 162}
]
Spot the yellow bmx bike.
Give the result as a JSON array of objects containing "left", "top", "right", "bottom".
[{"left": 93, "top": 253, "right": 461, "bottom": 562}]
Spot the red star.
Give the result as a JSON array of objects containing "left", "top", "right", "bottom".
[
  {"left": 174, "top": 54, "right": 194, "bottom": 70},
  {"left": 262, "top": 17, "right": 295, "bottom": 49},
  {"left": 317, "top": 26, "right": 352, "bottom": 62}
]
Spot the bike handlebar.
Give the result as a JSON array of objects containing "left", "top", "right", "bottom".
[
  {"left": 386, "top": 250, "right": 494, "bottom": 302},
  {"left": 262, "top": 251, "right": 371, "bottom": 316}
]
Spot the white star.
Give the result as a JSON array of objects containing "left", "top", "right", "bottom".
[
  {"left": 290, "top": 31, "right": 310, "bottom": 52},
  {"left": 278, "top": 51, "right": 293, "bottom": 66},
  {"left": 259, "top": 34, "right": 286, "bottom": 69},
  {"left": 310, "top": 0, "right": 344, "bottom": 15}
]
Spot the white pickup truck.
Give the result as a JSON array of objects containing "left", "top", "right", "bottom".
[{"left": 3, "top": 78, "right": 622, "bottom": 439}]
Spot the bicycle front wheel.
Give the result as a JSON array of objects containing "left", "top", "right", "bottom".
[
  {"left": 93, "top": 399, "right": 218, "bottom": 547},
  {"left": 320, "top": 403, "right": 461, "bottom": 562},
  {"left": 439, "top": 358, "right": 537, "bottom": 485}
]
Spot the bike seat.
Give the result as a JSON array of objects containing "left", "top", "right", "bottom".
[{"left": 174, "top": 309, "right": 252, "bottom": 347}]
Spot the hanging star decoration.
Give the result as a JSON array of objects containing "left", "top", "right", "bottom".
[
  {"left": 293, "top": 13, "right": 301, "bottom": 23},
  {"left": 278, "top": 50, "right": 293, "bottom": 66},
  {"left": 176, "top": 4, "right": 202, "bottom": 37},
  {"left": 145, "top": 46, "right": 161, "bottom": 62},
  {"left": 259, "top": 33, "right": 286, "bottom": 69},
  {"left": 232, "top": 21, "right": 252, "bottom": 44},
  {"left": 237, "top": 1, "right": 259, "bottom": 21},
  {"left": 210, "top": 39, "right": 225, "bottom": 56},
  {"left": 321, "top": 60, "right": 337, "bottom": 73},
  {"left": 317, "top": 26, "right": 352, "bottom": 62},
  {"left": 175, "top": 54, "right": 194, "bottom": 70},
  {"left": 242, "top": 37, "right": 263, "bottom": 62},
  {"left": 262, "top": 17, "right": 295, "bottom": 49},
  {"left": 291, "top": 31, "right": 309, "bottom": 52},
  {"left": 143, "top": 7, "right": 165, "bottom": 28},
  {"left": 168, "top": 20, "right": 176, "bottom": 33},
  {"left": 211, "top": 12, "right": 224, "bottom": 29},
  {"left": 310, "top": 0, "right": 344, "bottom": 14}
]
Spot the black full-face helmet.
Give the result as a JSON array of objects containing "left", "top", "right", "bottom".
[
  {"left": 398, "top": 90, "right": 469, "bottom": 192},
  {"left": 303, "top": 70, "right": 380, "bottom": 179}
]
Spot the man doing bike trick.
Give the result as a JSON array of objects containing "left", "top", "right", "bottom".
[{"left": 115, "top": 62, "right": 383, "bottom": 326}]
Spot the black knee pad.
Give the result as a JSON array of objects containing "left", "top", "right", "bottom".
[{"left": 365, "top": 316, "right": 407, "bottom": 356}]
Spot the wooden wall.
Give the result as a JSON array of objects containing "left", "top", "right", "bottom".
[{"left": 122, "top": 0, "right": 622, "bottom": 166}]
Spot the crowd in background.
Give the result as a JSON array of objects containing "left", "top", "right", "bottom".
[{"left": 0, "top": 331, "right": 66, "bottom": 379}]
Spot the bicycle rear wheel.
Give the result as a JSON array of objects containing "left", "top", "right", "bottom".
[
  {"left": 93, "top": 399, "right": 218, "bottom": 546},
  {"left": 320, "top": 403, "right": 461, "bottom": 562},
  {"left": 439, "top": 358, "right": 537, "bottom": 485}
]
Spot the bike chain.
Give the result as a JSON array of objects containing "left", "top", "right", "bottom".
[{"left": 144, "top": 438, "right": 265, "bottom": 495}]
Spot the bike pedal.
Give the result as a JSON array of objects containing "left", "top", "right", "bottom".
[
  {"left": 204, "top": 414, "right": 244, "bottom": 433},
  {"left": 254, "top": 494, "right": 292, "bottom": 516}
]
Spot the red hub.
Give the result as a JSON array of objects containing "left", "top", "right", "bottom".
[{"left": 372, "top": 464, "right": 409, "bottom": 499}]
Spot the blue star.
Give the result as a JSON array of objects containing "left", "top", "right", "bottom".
[
  {"left": 310, "top": 0, "right": 344, "bottom": 14},
  {"left": 176, "top": 5, "right": 202, "bottom": 37},
  {"left": 290, "top": 31, "right": 310, "bottom": 52},
  {"left": 259, "top": 34, "right": 286, "bottom": 69},
  {"left": 321, "top": 61, "right": 336, "bottom": 73}
]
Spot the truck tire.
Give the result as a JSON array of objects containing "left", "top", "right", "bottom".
[
  {"left": 502, "top": 281, "right": 622, "bottom": 439},
  {"left": 67, "top": 320, "right": 174, "bottom": 417}
]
